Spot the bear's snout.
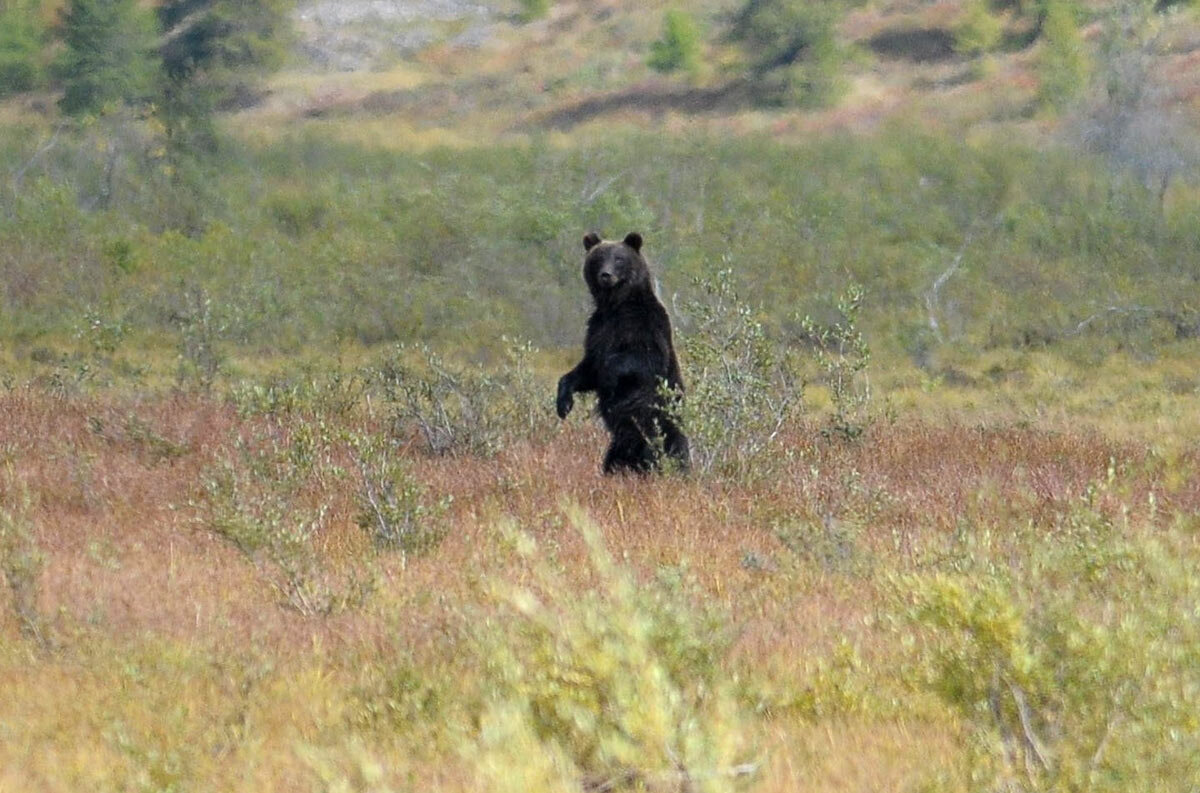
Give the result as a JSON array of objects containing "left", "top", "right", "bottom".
[{"left": 597, "top": 270, "right": 616, "bottom": 287}]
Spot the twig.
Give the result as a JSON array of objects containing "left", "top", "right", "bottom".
[
  {"left": 1007, "top": 679, "right": 1051, "bottom": 773},
  {"left": 925, "top": 234, "right": 972, "bottom": 343},
  {"left": 583, "top": 172, "right": 624, "bottom": 205},
  {"left": 11, "top": 124, "right": 64, "bottom": 195},
  {"left": 582, "top": 762, "right": 758, "bottom": 793},
  {"left": 1067, "top": 305, "right": 1160, "bottom": 336}
]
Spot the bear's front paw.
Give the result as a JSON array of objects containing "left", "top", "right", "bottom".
[{"left": 556, "top": 378, "right": 575, "bottom": 419}]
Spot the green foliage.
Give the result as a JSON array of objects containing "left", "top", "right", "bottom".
[
  {"left": 157, "top": 0, "right": 292, "bottom": 150},
  {"left": 0, "top": 0, "right": 47, "bottom": 96},
  {"left": 469, "top": 507, "right": 757, "bottom": 793},
  {"left": 348, "top": 431, "right": 452, "bottom": 557},
  {"left": 899, "top": 469, "right": 1200, "bottom": 791},
  {"left": 55, "top": 0, "right": 157, "bottom": 115},
  {"left": 197, "top": 421, "right": 373, "bottom": 616},
  {"left": 955, "top": 0, "right": 1004, "bottom": 57},
  {"left": 517, "top": 0, "right": 551, "bottom": 23},
  {"left": 374, "top": 339, "right": 556, "bottom": 458},
  {"left": 648, "top": 8, "right": 703, "bottom": 76},
  {"left": 0, "top": 128, "right": 1197, "bottom": 367},
  {"left": 0, "top": 478, "right": 46, "bottom": 645},
  {"left": 1036, "top": 0, "right": 1089, "bottom": 112},
  {"left": 172, "top": 287, "right": 227, "bottom": 391},
  {"left": 672, "top": 266, "right": 805, "bottom": 479},
  {"left": 728, "top": 0, "right": 848, "bottom": 107},
  {"left": 801, "top": 284, "right": 872, "bottom": 442}
]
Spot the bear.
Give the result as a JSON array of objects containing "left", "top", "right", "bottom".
[{"left": 556, "top": 231, "right": 690, "bottom": 474}]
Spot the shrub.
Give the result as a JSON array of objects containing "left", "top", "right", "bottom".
[
  {"left": 172, "top": 287, "right": 226, "bottom": 391},
  {"left": 898, "top": 469, "right": 1200, "bottom": 791},
  {"left": 649, "top": 9, "right": 703, "bottom": 75},
  {"left": 801, "top": 284, "right": 872, "bottom": 442},
  {"left": 1037, "top": 0, "right": 1089, "bottom": 112},
  {"left": 55, "top": 0, "right": 157, "bottom": 115},
  {"left": 373, "top": 339, "right": 555, "bottom": 458},
  {"left": 196, "top": 421, "right": 373, "bottom": 616},
  {"left": 955, "top": 0, "right": 1004, "bottom": 58},
  {"left": 728, "top": 0, "right": 848, "bottom": 107},
  {"left": 672, "top": 265, "right": 805, "bottom": 478},
  {"left": 467, "top": 507, "right": 758, "bottom": 793},
  {"left": 0, "top": 479, "right": 46, "bottom": 646},
  {"left": 0, "top": 1, "right": 46, "bottom": 96},
  {"left": 347, "top": 431, "right": 452, "bottom": 559},
  {"left": 517, "top": 0, "right": 550, "bottom": 23}
]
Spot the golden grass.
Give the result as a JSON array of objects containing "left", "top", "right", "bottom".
[{"left": 1, "top": 379, "right": 1195, "bottom": 791}]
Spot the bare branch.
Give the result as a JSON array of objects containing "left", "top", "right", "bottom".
[{"left": 10, "top": 124, "right": 64, "bottom": 195}]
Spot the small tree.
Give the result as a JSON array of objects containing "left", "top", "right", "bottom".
[
  {"left": 157, "top": 0, "right": 292, "bottom": 151},
  {"left": 55, "top": 0, "right": 156, "bottom": 115},
  {"left": 1037, "top": 0, "right": 1089, "bottom": 112},
  {"left": 955, "top": 0, "right": 1004, "bottom": 58},
  {"left": 649, "top": 9, "right": 702, "bottom": 75},
  {"left": 728, "top": 0, "right": 848, "bottom": 107},
  {"left": 0, "top": 0, "right": 47, "bottom": 96},
  {"left": 517, "top": 0, "right": 550, "bottom": 23}
]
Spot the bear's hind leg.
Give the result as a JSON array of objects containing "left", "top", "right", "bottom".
[{"left": 603, "top": 424, "right": 654, "bottom": 474}]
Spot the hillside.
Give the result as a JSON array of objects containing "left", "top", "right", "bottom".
[{"left": 231, "top": 0, "right": 1200, "bottom": 145}]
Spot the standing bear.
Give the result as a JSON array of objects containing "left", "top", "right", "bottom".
[{"left": 556, "top": 231, "right": 690, "bottom": 474}]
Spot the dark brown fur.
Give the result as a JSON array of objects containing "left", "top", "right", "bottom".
[{"left": 556, "top": 232, "right": 690, "bottom": 473}]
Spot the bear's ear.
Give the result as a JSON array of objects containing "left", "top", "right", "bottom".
[
  {"left": 583, "top": 232, "right": 602, "bottom": 251},
  {"left": 623, "top": 232, "right": 643, "bottom": 252}
]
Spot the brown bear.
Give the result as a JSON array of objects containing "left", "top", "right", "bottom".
[{"left": 556, "top": 231, "right": 690, "bottom": 473}]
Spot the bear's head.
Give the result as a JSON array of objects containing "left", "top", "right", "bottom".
[{"left": 582, "top": 231, "right": 651, "bottom": 303}]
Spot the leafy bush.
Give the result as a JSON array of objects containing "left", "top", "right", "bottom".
[
  {"left": 374, "top": 339, "right": 555, "bottom": 458},
  {"left": 1037, "top": 0, "right": 1089, "bottom": 112},
  {"left": 468, "top": 507, "right": 758, "bottom": 793},
  {"left": 196, "top": 421, "right": 373, "bottom": 616},
  {"left": 728, "top": 0, "right": 848, "bottom": 107},
  {"left": 158, "top": 0, "right": 292, "bottom": 150},
  {"left": 649, "top": 9, "right": 703, "bottom": 76},
  {"left": 0, "top": 1, "right": 46, "bottom": 96},
  {"left": 517, "top": 0, "right": 551, "bottom": 23},
  {"left": 55, "top": 0, "right": 158, "bottom": 115},
  {"left": 801, "top": 284, "right": 872, "bottom": 442},
  {"left": 348, "top": 431, "right": 452, "bottom": 558},
  {"left": 898, "top": 469, "right": 1200, "bottom": 791},
  {"left": 172, "top": 287, "right": 227, "bottom": 391},
  {"left": 672, "top": 266, "right": 805, "bottom": 478},
  {"left": 955, "top": 0, "right": 1004, "bottom": 58},
  {"left": 0, "top": 479, "right": 46, "bottom": 645}
]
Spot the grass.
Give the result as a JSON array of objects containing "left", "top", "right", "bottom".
[
  {"left": 0, "top": 367, "right": 1198, "bottom": 790},
  {"left": 1, "top": 2, "right": 1200, "bottom": 788}
]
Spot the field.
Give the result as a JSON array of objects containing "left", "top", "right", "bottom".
[{"left": 3, "top": 0, "right": 1200, "bottom": 791}]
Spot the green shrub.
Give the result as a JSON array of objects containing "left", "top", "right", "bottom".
[
  {"left": 728, "top": 0, "right": 848, "bottom": 107},
  {"left": 347, "top": 431, "right": 452, "bottom": 558},
  {"left": 898, "top": 469, "right": 1200, "bottom": 791},
  {"left": 672, "top": 266, "right": 805, "bottom": 478},
  {"left": 373, "top": 339, "right": 555, "bottom": 458},
  {"left": 517, "top": 0, "right": 550, "bottom": 23},
  {"left": 955, "top": 0, "right": 1004, "bottom": 57},
  {"left": 801, "top": 284, "right": 872, "bottom": 442},
  {"left": 0, "top": 479, "right": 46, "bottom": 645},
  {"left": 55, "top": 0, "right": 157, "bottom": 115},
  {"left": 649, "top": 9, "right": 703, "bottom": 76},
  {"left": 196, "top": 421, "right": 373, "bottom": 616},
  {"left": 0, "top": 1, "right": 46, "bottom": 96},
  {"left": 1037, "top": 0, "right": 1089, "bottom": 112},
  {"left": 468, "top": 507, "right": 758, "bottom": 793}
]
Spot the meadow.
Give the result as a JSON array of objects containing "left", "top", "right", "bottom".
[{"left": 3, "top": 0, "right": 1200, "bottom": 790}]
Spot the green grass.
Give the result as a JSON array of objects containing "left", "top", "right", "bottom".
[{"left": 2, "top": 122, "right": 1197, "bottom": 366}]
